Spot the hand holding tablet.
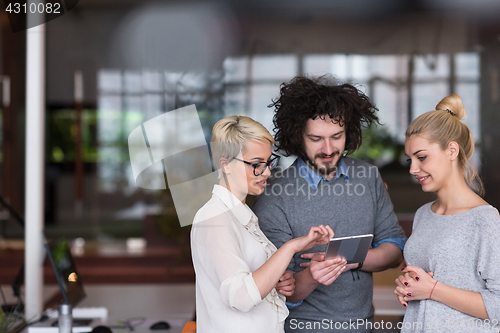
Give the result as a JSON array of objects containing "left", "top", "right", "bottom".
[{"left": 324, "top": 234, "right": 373, "bottom": 264}]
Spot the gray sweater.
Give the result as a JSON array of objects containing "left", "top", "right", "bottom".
[
  {"left": 253, "top": 157, "right": 405, "bottom": 332},
  {"left": 403, "top": 202, "right": 500, "bottom": 333}
]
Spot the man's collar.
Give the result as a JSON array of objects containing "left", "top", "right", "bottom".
[
  {"left": 297, "top": 157, "right": 350, "bottom": 190},
  {"left": 212, "top": 185, "right": 253, "bottom": 226}
]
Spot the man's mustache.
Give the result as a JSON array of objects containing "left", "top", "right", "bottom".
[{"left": 315, "top": 151, "right": 340, "bottom": 159}]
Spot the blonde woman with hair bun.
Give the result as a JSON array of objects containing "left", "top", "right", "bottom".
[{"left": 394, "top": 94, "right": 500, "bottom": 332}]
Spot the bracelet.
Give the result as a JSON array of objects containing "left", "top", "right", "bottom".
[{"left": 429, "top": 281, "right": 438, "bottom": 300}]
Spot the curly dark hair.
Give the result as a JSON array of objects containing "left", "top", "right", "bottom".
[{"left": 270, "top": 75, "right": 380, "bottom": 158}]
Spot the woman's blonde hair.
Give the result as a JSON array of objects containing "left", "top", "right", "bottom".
[
  {"left": 211, "top": 116, "right": 274, "bottom": 171},
  {"left": 405, "top": 94, "right": 483, "bottom": 195}
]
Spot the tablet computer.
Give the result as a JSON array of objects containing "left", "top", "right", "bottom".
[{"left": 324, "top": 234, "right": 373, "bottom": 264}]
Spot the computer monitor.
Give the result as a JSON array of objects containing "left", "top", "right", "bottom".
[{"left": 44, "top": 238, "right": 86, "bottom": 307}]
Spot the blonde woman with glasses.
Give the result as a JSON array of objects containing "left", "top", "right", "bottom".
[{"left": 191, "top": 115, "right": 335, "bottom": 333}]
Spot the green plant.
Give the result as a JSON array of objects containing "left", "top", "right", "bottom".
[
  {"left": 350, "top": 127, "right": 403, "bottom": 167},
  {"left": 0, "top": 307, "right": 24, "bottom": 333}
]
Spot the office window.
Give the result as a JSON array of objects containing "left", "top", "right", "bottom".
[
  {"left": 413, "top": 54, "right": 450, "bottom": 79},
  {"left": 223, "top": 51, "right": 480, "bottom": 174},
  {"left": 301, "top": 52, "right": 480, "bottom": 145},
  {"left": 223, "top": 55, "right": 298, "bottom": 133},
  {"left": 88, "top": 52, "right": 481, "bottom": 225},
  {"left": 412, "top": 82, "right": 449, "bottom": 119},
  {"left": 251, "top": 55, "right": 298, "bottom": 81},
  {"left": 97, "top": 69, "right": 224, "bottom": 194}
]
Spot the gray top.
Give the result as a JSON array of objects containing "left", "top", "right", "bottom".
[
  {"left": 253, "top": 157, "right": 405, "bottom": 332},
  {"left": 403, "top": 202, "right": 500, "bottom": 333}
]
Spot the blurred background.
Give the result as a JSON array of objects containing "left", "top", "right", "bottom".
[{"left": 1, "top": 0, "right": 500, "bottom": 287}]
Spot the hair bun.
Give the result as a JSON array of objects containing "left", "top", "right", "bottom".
[{"left": 435, "top": 94, "right": 466, "bottom": 120}]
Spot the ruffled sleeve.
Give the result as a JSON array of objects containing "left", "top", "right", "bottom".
[{"left": 243, "top": 215, "right": 289, "bottom": 322}]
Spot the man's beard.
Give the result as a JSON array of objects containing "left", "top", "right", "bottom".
[{"left": 304, "top": 152, "right": 340, "bottom": 177}]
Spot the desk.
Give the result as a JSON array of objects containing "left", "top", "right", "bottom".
[
  {"left": 4, "top": 283, "right": 404, "bottom": 330},
  {"left": 0, "top": 284, "right": 195, "bottom": 333},
  {"left": 71, "top": 284, "right": 195, "bottom": 320}
]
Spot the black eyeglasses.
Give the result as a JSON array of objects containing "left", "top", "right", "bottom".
[{"left": 232, "top": 154, "right": 280, "bottom": 176}]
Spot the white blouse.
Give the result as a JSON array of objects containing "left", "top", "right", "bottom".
[{"left": 190, "top": 185, "right": 288, "bottom": 333}]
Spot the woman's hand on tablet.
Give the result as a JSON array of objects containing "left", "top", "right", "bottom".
[{"left": 291, "top": 225, "right": 334, "bottom": 253}]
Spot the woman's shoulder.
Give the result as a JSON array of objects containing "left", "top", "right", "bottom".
[
  {"left": 468, "top": 204, "right": 500, "bottom": 227},
  {"left": 437, "top": 203, "right": 500, "bottom": 233},
  {"left": 461, "top": 205, "right": 500, "bottom": 246},
  {"left": 453, "top": 194, "right": 498, "bottom": 222},
  {"left": 415, "top": 201, "right": 435, "bottom": 217},
  {"left": 409, "top": 202, "right": 434, "bottom": 231},
  {"left": 193, "top": 197, "right": 231, "bottom": 226},
  {"left": 191, "top": 200, "right": 242, "bottom": 245},
  {"left": 417, "top": 198, "right": 497, "bottom": 220}
]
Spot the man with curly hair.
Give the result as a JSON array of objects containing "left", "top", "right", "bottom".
[{"left": 252, "top": 76, "right": 406, "bottom": 333}]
